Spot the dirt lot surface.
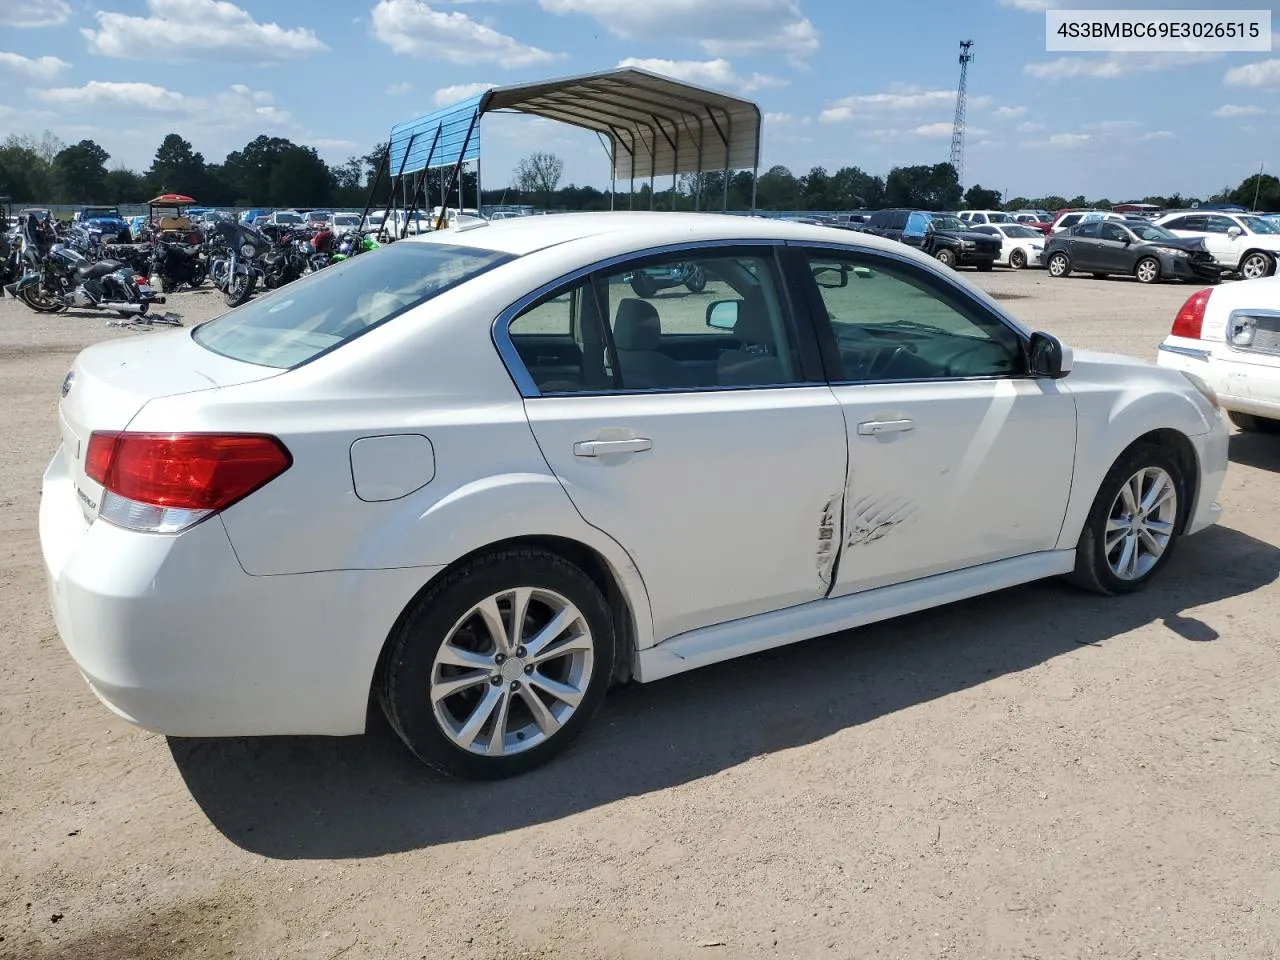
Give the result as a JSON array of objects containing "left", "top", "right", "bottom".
[{"left": 2, "top": 268, "right": 1279, "bottom": 960}]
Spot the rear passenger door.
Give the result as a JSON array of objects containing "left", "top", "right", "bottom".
[{"left": 507, "top": 245, "right": 849, "bottom": 643}]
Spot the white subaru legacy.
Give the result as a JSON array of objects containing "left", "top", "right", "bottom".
[{"left": 40, "top": 212, "right": 1228, "bottom": 778}]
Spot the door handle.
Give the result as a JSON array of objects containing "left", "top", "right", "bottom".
[
  {"left": 573, "top": 438, "right": 653, "bottom": 457},
  {"left": 857, "top": 419, "right": 914, "bottom": 436}
]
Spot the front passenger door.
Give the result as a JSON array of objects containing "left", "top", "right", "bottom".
[
  {"left": 1067, "top": 221, "right": 1103, "bottom": 269},
  {"left": 795, "top": 247, "right": 1077, "bottom": 594}
]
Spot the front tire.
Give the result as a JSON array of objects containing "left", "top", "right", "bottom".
[
  {"left": 1228, "top": 410, "right": 1280, "bottom": 433},
  {"left": 18, "top": 286, "right": 65, "bottom": 313},
  {"left": 935, "top": 248, "right": 957, "bottom": 268},
  {"left": 1239, "top": 251, "right": 1273, "bottom": 281},
  {"left": 379, "top": 547, "right": 616, "bottom": 779},
  {"left": 629, "top": 272, "right": 658, "bottom": 298},
  {"left": 1135, "top": 257, "right": 1161, "bottom": 284},
  {"left": 1068, "top": 443, "right": 1185, "bottom": 595},
  {"left": 1047, "top": 252, "right": 1071, "bottom": 277},
  {"left": 223, "top": 264, "right": 255, "bottom": 307}
]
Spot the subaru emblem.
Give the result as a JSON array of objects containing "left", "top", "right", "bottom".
[{"left": 61, "top": 371, "right": 75, "bottom": 398}]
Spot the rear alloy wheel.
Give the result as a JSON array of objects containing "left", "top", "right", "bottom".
[
  {"left": 1135, "top": 257, "right": 1161, "bottom": 284},
  {"left": 629, "top": 271, "right": 658, "bottom": 298},
  {"left": 935, "top": 248, "right": 957, "bottom": 268},
  {"left": 1068, "top": 443, "right": 1184, "bottom": 595},
  {"left": 1047, "top": 252, "right": 1071, "bottom": 277},
  {"left": 1239, "top": 251, "right": 1273, "bottom": 281},
  {"left": 1228, "top": 410, "right": 1280, "bottom": 433},
  {"left": 1009, "top": 248, "right": 1027, "bottom": 270},
  {"left": 379, "top": 547, "right": 615, "bottom": 778}
]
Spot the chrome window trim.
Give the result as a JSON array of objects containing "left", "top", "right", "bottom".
[
  {"left": 786, "top": 238, "right": 1038, "bottom": 387},
  {"left": 492, "top": 238, "right": 791, "bottom": 399}
]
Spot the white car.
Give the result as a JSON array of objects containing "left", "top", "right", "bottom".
[
  {"left": 958, "top": 210, "right": 1013, "bottom": 225},
  {"left": 40, "top": 212, "right": 1227, "bottom": 778},
  {"left": 969, "top": 223, "right": 1045, "bottom": 269},
  {"left": 1155, "top": 211, "right": 1280, "bottom": 280},
  {"left": 267, "top": 209, "right": 306, "bottom": 227},
  {"left": 331, "top": 212, "right": 362, "bottom": 236},
  {"left": 1157, "top": 275, "right": 1280, "bottom": 433}
]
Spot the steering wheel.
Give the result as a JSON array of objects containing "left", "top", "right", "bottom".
[{"left": 866, "top": 345, "right": 908, "bottom": 380}]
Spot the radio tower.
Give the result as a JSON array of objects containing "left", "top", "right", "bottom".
[{"left": 949, "top": 40, "right": 975, "bottom": 190}]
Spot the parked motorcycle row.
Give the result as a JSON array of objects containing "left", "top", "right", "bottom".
[{"left": 0, "top": 204, "right": 382, "bottom": 319}]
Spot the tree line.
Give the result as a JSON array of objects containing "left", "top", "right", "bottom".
[{"left": 2, "top": 130, "right": 1277, "bottom": 214}]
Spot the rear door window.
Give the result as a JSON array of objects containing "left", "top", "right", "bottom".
[{"left": 193, "top": 242, "right": 512, "bottom": 368}]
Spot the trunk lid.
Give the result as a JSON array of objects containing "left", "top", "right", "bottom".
[{"left": 59, "top": 328, "right": 282, "bottom": 523}]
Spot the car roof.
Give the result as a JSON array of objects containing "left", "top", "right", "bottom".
[{"left": 404, "top": 210, "right": 922, "bottom": 258}]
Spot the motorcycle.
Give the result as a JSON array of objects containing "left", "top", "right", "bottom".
[
  {"left": 330, "top": 232, "right": 380, "bottom": 263},
  {"left": 4, "top": 216, "right": 165, "bottom": 317},
  {"left": 625, "top": 262, "right": 707, "bottom": 298},
  {"left": 150, "top": 238, "right": 207, "bottom": 292},
  {"left": 258, "top": 228, "right": 308, "bottom": 290},
  {"left": 208, "top": 220, "right": 268, "bottom": 307}
]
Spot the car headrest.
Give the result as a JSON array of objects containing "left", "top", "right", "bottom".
[
  {"left": 614, "top": 298, "right": 662, "bottom": 352},
  {"left": 732, "top": 297, "right": 775, "bottom": 345}
]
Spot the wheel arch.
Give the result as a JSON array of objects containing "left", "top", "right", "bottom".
[
  {"left": 371, "top": 533, "right": 645, "bottom": 713},
  {"left": 1132, "top": 428, "right": 1200, "bottom": 533}
]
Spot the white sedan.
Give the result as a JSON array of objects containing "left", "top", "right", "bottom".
[
  {"left": 969, "top": 223, "right": 1046, "bottom": 269},
  {"left": 41, "top": 212, "right": 1227, "bottom": 778},
  {"left": 1157, "top": 275, "right": 1280, "bottom": 433}
]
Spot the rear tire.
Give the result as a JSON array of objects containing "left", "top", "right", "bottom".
[
  {"left": 1009, "top": 249, "right": 1027, "bottom": 270},
  {"left": 379, "top": 547, "right": 616, "bottom": 779},
  {"left": 1067, "top": 443, "right": 1185, "bottom": 596},
  {"left": 1047, "top": 252, "right": 1071, "bottom": 278},
  {"left": 1228, "top": 410, "right": 1280, "bottom": 433},
  {"left": 1239, "top": 251, "right": 1273, "bottom": 281},
  {"left": 629, "top": 272, "right": 658, "bottom": 298}
]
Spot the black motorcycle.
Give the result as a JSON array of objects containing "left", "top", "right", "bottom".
[
  {"left": 209, "top": 220, "right": 268, "bottom": 307},
  {"left": 151, "top": 238, "right": 207, "bottom": 292},
  {"left": 256, "top": 226, "right": 309, "bottom": 290},
  {"left": 5, "top": 216, "right": 165, "bottom": 317}
]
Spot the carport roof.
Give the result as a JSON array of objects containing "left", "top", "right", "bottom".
[{"left": 387, "top": 67, "right": 761, "bottom": 183}]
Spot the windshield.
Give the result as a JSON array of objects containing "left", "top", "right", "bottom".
[
  {"left": 83, "top": 208, "right": 118, "bottom": 219},
  {"left": 1129, "top": 223, "right": 1176, "bottom": 242},
  {"left": 193, "top": 242, "right": 512, "bottom": 369},
  {"left": 1241, "top": 215, "right": 1280, "bottom": 234},
  {"left": 333, "top": 214, "right": 359, "bottom": 225},
  {"left": 1001, "top": 225, "right": 1040, "bottom": 238}
]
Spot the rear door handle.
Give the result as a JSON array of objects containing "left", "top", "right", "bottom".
[
  {"left": 857, "top": 419, "right": 915, "bottom": 436},
  {"left": 573, "top": 438, "right": 653, "bottom": 457}
]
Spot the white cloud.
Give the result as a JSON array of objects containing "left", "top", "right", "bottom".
[
  {"left": 1137, "top": 130, "right": 1174, "bottom": 141},
  {"left": 372, "top": 0, "right": 560, "bottom": 66},
  {"left": 997, "top": 0, "right": 1052, "bottom": 9},
  {"left": 1213, "top": 103, "right": 1264, "bottom": 117},
  {"left": 0, "top": 0, "right": 69, "bottom": 27},
  {"left": 1025, "top": 51, "right": 1218, "bottom": 80},
  {"left": 386, "top": 82, "right": 414, "bottom": 95},
  {"left": 31, "top": 80, "right": 293, "bottom": 130},
  {"left": 764, "top": 111, "right": 793, "bottom": 123},
  {"left": 311, "top": 138, "right": 360, "bottom": 152},
  {"left": 1225, "top": 59, "right": 1280, "bottom": 88},
  {"left": 1016, "top": 121, "right": 1045, "bottom": 133},
  {"left": 615, "top": 56, "right": 787, "bottom": 94},
  {"left": 540, "top": 0, "right": 818, "bottom": 63},
  {"left": 1026, "top": 121, "right": 1173, "bottom": 150},
  {"left": 818, "top": 87, "right": 991, "bottom": 124},
  {"left": 992, "top": 105, "right": 1027, "bottom": 120},
  {"left": 1046, "top": 132, "right": 1093, "bottom": 148},
  {"left": 1083, "top": 119, "right": 1140, "bottom": 132},
  {"left": 0, "top": 51, "right": 71, "bottom": 80},
  {"left": 83, "top": 0, "right": 327, "bottom": 62},
  {"left": 914, "top": 122, "right": 954, "bottom": 138},
  {"left": 432, "top": 81, "right": 494, "bottom": 106}
]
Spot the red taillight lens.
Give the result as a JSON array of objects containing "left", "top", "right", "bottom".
[
  {"left": 1171, "top": 288, "right": 1212, "bottom": 339},
  {"left": 85, "top": 432, "right": 292, "bottom": 511}
]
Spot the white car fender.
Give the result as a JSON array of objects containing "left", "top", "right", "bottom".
[{"left": 1055, "top": 367, "right": 1217, "bottom": 550}]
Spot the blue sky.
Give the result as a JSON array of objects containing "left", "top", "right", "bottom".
[{"left": 1, "top": 0, "right": 1277, "bottom": 201}]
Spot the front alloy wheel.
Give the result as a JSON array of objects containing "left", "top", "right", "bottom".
[
  {"left": 1240, "top": 251, "right": 1272, "bottom": 280},
  {"left": 1135, "top": 257, "right": 1161, "bottom": 284},
  {"left": 380, "top": 548, "right": 614, "bottom": 778},
  {"left": 1047, "top": 252, "right": 1070, "bottom": 277}
]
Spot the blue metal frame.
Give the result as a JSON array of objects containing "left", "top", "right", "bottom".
[{"left": 389, "top": 93, "right": 486, "bottom": 175}]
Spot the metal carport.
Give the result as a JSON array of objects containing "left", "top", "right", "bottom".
[{"left": 362, "top": 67, "right": 762, "bottom": 236}]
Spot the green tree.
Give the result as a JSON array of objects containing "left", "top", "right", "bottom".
[
  {"left": 267, "top": 144, "right": 332, "bottom": 207},
  {"left": 513, "top": 151, "right": 564, "bottom": 208},
  {"left": 830, "top": 166, "right": 885, "bottom": 209},
  {"left": 885, "top": 162, "right": 961, "bottom": 210},
  {"left": 103, "top": 167, "right": 148, "bottom": 203},
  {"left": 963, "top": 184, "right": 1002, "bottom": 209},
  {"left": 147, "top": 133, "right": 208, "bottom": 198},
  {"left": 756, "top": 164, "right": 800, "bottom": 209},
  {"left": 1229, "top": 173, "right": 1280, "bottom": 211},
  {"left": 0, "top": 135, "right": 55, "bottom": 200},
  {"left": 800, "top": 166, "right": 830, "bottom": 210},
  {"left": 52, "top": 139, "right": 110, "bottom": 202}
]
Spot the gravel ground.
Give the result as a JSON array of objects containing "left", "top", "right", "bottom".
[{"left": 2, "top": 267, "right": 1279, "bottom": 960}]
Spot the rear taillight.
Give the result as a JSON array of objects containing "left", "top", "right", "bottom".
[
  {"left": 85, "top": 432, "right": 291, "bottom": 533},
  {"left": 1171, "top": 288, "right": 1212, "bottom": 339}
]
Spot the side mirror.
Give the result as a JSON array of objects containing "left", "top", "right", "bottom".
[
  {"left": 1028, "top": 331, "right": 1072, "bottom": 379},
  {"left": 1227, "top": 226, "right": 1243, "bottom": 239},
  {"left": 706, "top": 300, "right": 739, "bottom": 330},
  {"left": 812, "top": 265, "right": 850, "bottom": 289},
  {"left": 1120, "top": 235, "right": 1131, "bottom": 245}
]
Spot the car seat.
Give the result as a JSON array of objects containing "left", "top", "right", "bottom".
[
  {"left": 613, "top": 298, "right": 695, "bottom": 389},
  {"left": 716, "top": 298, "right": 788, "bottom": 386}
]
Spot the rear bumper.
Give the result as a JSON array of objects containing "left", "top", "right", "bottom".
[
  {"left": 40, "top": 443, "right": 438, "bottom": 737},
  {"left": 1157, "top": 338, "right": 1280, "bottom": 420}
]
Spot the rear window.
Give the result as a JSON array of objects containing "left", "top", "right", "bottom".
[{"left": 193, "top": 242, "right": 512, "bottom": 369}]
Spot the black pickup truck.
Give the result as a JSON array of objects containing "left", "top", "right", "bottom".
[{"left": 864, "top": 209, "right": 1000, "bottom": 270}]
